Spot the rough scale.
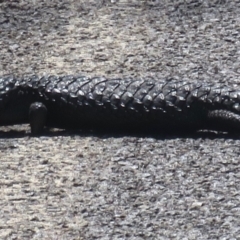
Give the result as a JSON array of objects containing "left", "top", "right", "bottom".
[{"left": 1, "top": 75, "right": 240, "bottom": 135}]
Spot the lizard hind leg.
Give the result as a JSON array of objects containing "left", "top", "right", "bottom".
[{"left": 207, "top": 109, "right": 240, "bottom": 133}]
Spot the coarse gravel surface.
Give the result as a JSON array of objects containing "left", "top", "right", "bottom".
[{"left": 1, "top": 0, "right": 240, "bottom": 239}]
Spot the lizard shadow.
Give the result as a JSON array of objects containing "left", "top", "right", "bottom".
[{"left": 0, "top": 126, "right": 239, "bottom": 140}]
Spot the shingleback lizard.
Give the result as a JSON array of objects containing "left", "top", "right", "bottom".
[{"left": 1, "top": 74, "right": 240, "bottom": 135}]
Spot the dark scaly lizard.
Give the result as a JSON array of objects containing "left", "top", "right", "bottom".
[{"left": 0, "top": 75, "right": 240, "bottom": 135}]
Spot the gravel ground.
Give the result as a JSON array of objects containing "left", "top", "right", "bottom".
[{"left": 1, "top": 0, "right": 240, "bottom": 239}]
